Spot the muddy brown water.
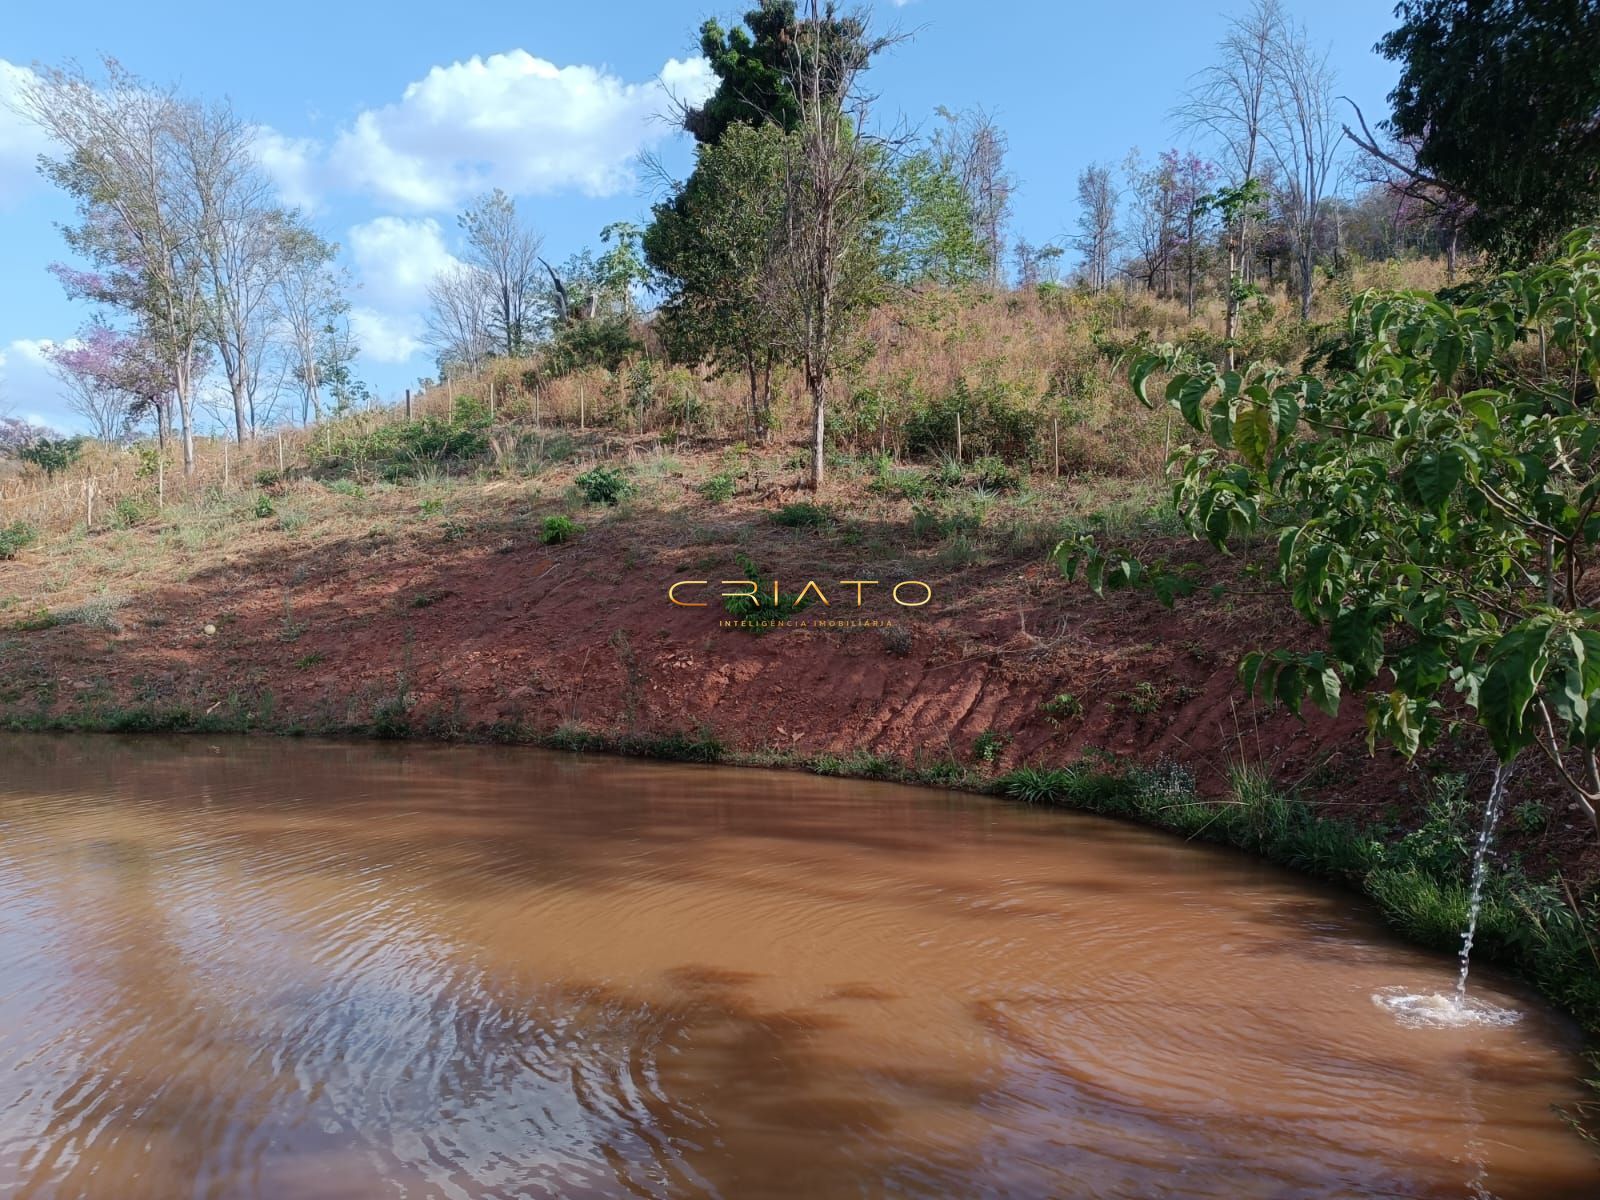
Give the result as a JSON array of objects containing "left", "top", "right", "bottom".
[{"left": 0, "top": 735, "right": 1594, "bottom": 1199}]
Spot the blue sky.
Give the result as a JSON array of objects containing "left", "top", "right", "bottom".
[{"left": 0, "top": 0, "right": 1403, "bottom": 433}]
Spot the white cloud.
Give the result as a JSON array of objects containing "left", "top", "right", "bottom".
[
  {"left": 252, "top": 127, "right": 324, "bottom": 213},
  {"left": 0, "top": 61, "right": 50, "bottom": 205},
  {"left": 323, "top": 51, "right": 715, "bottom": 211},
  {"left": 349, "top": 307, "right": 424, "bottom": 365},
  {"left": 348, "top": 216, "right": 459, "bottom": 307},
  {"left": 0, "top": 337, "right": 75, "bottom": 432}
]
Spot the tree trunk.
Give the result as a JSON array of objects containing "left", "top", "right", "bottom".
[
  {"left": 807, "top": 358, "right": 826, "bottom": 492},
  {"left": 1224, "top": 243, "right": 1239, "bottom": 372},
  {"left": 1446, "top": 225, "right": 1459, "bottom": 286},
  {"left": 1298, "top": 251, "right": 1314, "bottom": 322}
]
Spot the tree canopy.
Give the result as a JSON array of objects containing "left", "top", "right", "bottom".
[{"left": 1379, "top": 0, "right": 1600, "bottom": 262}]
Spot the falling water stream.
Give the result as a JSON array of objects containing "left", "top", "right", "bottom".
[
  {"left": 0, "top": 734, "right": 1593, "bottom": 1199},
  {"left": 1458, "top": 762, "right": 1514, "bottom": 998}
]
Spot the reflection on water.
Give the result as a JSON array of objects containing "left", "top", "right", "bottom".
[{"left": 0, "top": 733, "right": 1593, "bottom": 1199}]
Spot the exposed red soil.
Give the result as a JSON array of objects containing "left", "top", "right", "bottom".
[{"left": 4, "top": 482, "right": 1596, "bottom": 880}]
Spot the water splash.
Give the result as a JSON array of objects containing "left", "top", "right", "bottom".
[
  {"left": 1457, "top": 762, "right": 1513, "bottom": 999},
  {"left": 1372, "top": 764, "right": 1525, "bottom": 1030},
  {"left": 1372, "top": 987, "right": 1522, "bottom": 1029}
]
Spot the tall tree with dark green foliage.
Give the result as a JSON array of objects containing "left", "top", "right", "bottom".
[
  {"left": 1378, "top": 0, "right": 1600, "bottom": 263},
  {"left": 683, "top": 0, "right": 868, "bottom": 146},
  {"left": 645, "top": 123, "right": 794, "bottom": 439}
]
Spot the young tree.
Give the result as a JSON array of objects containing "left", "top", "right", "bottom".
[
  {"left": 1378, "top": 0, "right": 1600, "bottom": 262},
  {"left": 769, "top": 0, "right": 898, "bottom": 490},
  {"left": 645, "top": 122, "right": 793, "bottom": 439},
  {"left": 458, "top": 189, "right": 543, "bottom": 357},
  {"left": 21, "top": 60, "right": 209, "bottom": 474},
  {"left": 1064, "top": 230, "right": 1600, "bottom": 837},
  {"left": 1073, "top": 164, "right": 1119, "bottom": 290}
]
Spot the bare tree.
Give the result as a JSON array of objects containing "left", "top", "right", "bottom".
[
  {"left": 932, "top": 106, "right": 1016, "bottom": 287},
  {"left": 424, "top": 263, "right": 495, "bottom": 375},
  {"left": 177, "top": 99, "right": 298, "bottom": 443},
  {"left": 1122, "top": 149, "right": 1184, "bottom": 295},
  {"left": 771, "top": 1, "right": 898, "bottom": 491},
  {"left": 272, "top": 227, "right": 344, "bottom": 423},
  {"left": 459, "top": 190, "right": 543, "bottom": 357},
  {"left": 1073, "top": 164, "right": 1119, "bottom": 290},
  {"left": 1178, "top": 0, "right": 1285, "bottom": 349},
  {"left": 20, "top": 60, "right": 209, "bottom": 474},
  {"left": 1263, "top": 13, "right": 1343, "bottom": 320},
  {"left": 47, "top": 350, "right": 126, "bottom": 442}
]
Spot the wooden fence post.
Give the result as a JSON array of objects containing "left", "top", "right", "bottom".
[
  {"left": 158, "top": 455, "right": 164, "bottom": 509},
  {"left": 1053, "top": 417, "right": 1060, "bottom": 477},
  {"left": 405, "top": 388, "right": 412, "bottom": 420},
  {"left": 223, "top": 442, "right": 230, "bottom": 487},
  {"left": 955, "top": 411, "right": 963, "bottom": 462},
  {"left": 277, "top": 433, "right": 284, "bottom": 473}
]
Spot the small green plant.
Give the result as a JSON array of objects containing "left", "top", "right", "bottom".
[
  {"left": 294, "top": 651, "right": 326, "bottom": 670},
  {"left": 971, "top": 455, "right": 1022, "bottom": 492},
  {"left": 0, "top": 522, "right": 39, "bottom": 560},
  {"left": 699, "top": 472, "right": 737, "bottom": 503},
  {"left": 111, "top": 497, "right": 152, "bottom": 529},
  {"left": 1124, "top": 681, "right": 1165, "bottom": 715},
  {"left": 576, "top": 465, "right": 634, "bottom": 506},
  {"left": 772, "top": 501, "right": 833, "bottom": 529},
  {"left": 972, "top": 729, "right": 1011, "bottom": 765},
  {"left": 722, "top": 552, "right": 814, "bottom": 631},
  {"left": 254, "top": 469, "right": 283, "bottom": 489},
  {"left": 880, "top": 624, "right": 913, "bottom": 656},
  {"left": 541, "top": 514, "right": 580, "bottom": 545},
  {"left": 327, "top": 478, "right": 364, "bottom": 497},
  {"left": 1043, "top": 692, "right": 1083, "bottom": 720},
  {"left": 253, "top": 495, "right": 276, "bottom": 519},
  {"left": 420, "top": 498, "right": 445, "bottom": 517},
  {"left": 1512, "top": 799, "right": 1549, "bottom": 834}
]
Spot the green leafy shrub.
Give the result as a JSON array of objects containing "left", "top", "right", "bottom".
[
  {"left": 972, "top": 729, "right": 1010, "bottom": 764},
  {"left": 112, "top": 498, "right": 153, "bottom": 529},
  {"left": 18, "top": 437, "right": 83, "bottom": 479},
  {"left": 904, "top": 378, "right": 1041, "bottom": 463},
  {"left": 309, "top": 415, "right": 490, "bottom": 480},
  {"left": 772, "top": 501, "right": 833, "bottom": 529},
  {"left": 722, "top": 553, "right": 814, "bottom": 631},
  {"left": 1043, "top": 692, "right": 1083, "bottom": 720},
  {"left": 253, "top": 495, "right": 276, "bottom": 519},
  {"left": 541, "top": 515, "right": 580, "bottom": 545},
  {"left": 575, "top": 465, "right": 634, "bottom": 506},
  {"left": 699, "top": 472, "right": 737, "bottom": 503},
  {"left": 326, "top": 478, "right": 364, "bottom": 497},
  {"left": 0, "top": 522, "right": 39, "bottom": 560},
  {"left": 971, "top": 455, "right": 1022, "bottom": 492}
]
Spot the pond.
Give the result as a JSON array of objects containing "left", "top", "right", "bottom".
[{"left": 0, "top": 734, "right": 1593, "bottom": 1198}]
